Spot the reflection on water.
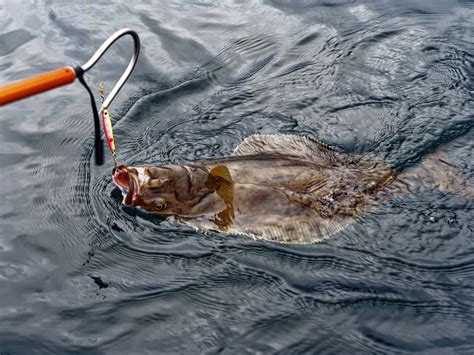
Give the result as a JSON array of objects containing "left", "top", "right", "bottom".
[{"left": 0, "top": 0, "right": 473, "bottom": 353}]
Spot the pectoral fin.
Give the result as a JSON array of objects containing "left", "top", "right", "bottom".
[
  {"left": 206, "top": 165, "right": 235, "bottom": 230},
  {"left": 207, "top": 165, "right": 234, "bottom": 205}
]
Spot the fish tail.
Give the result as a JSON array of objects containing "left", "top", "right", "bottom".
[{"left": 401, "top": 148, "right": 473, "bottom": 198}]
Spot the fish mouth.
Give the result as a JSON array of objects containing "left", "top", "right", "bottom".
[{"left": 112, "top": 165, "right": 141, "bottom": 205}]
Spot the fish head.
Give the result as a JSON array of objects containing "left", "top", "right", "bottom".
[{"left": 112, "top": 164, "right": 217, "bottom": 215}]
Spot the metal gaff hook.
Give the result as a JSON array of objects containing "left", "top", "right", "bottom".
[
  {"left": 0, "top": 28, "right": 141, "bottom": 166},
  {"left": 76, "top": 28, "right": 140, "bottom": 165},
  {"left": 80, "top": 28, "right": 140, "bottom": 113}
]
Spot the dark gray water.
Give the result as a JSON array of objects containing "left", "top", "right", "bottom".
[{"left": 1, "top": 0, "right": 473, "bottom": 353}]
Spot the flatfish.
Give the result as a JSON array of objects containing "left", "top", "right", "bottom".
[{"left": 112, "top": 134, "right": 471, "bottom": 243}]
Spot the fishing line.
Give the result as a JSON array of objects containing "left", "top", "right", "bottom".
[{"left": 83, "top": 0, "right": 118, "bottom": 168}]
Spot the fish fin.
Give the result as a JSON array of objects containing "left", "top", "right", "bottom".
[
  {"left": 180, "top": 216, "right": 349, "bottom": 244},
  {"left": 209, "top": 165, "right": 233, "bottom": 183},
  {"left": 203, "top": 166, "right": 236, "bottom": 232},
  {"left": 207, "top": 165, "right": 235, "bottom": 206},
  {"left": 233, "top": 134, "right": 340, "bottom": 164},
  {"left": 211, "top": 205, "right": 234, "bottom": 232},
  {"left": 232, "top": 217, "right": 349, "bottom": 244}
]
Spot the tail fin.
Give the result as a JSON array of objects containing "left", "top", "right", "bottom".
[{"left": 400, "top": 148, "right": 473, "bottom": 198}]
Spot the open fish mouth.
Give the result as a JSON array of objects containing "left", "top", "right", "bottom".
[{"left": 112, "top": 166, "right": 141, "bottom": 205}]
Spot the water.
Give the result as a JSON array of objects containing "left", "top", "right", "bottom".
[{"left": 1, "top": 0, "right": 473, "bottom": 353}]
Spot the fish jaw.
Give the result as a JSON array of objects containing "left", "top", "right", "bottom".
[
  {"left": 112, "top": 165, "right": 129, "bottom": 192},
  {"left": 112, "top": 165, "right": 149, "bottom": 206}
]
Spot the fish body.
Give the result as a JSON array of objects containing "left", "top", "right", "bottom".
[{"left": 112, "top": 134, "right": 465, "bottom": 243}]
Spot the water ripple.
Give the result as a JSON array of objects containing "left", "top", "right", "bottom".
[{"left": 1, "top": 0, "right": 474, "bottom": 353}]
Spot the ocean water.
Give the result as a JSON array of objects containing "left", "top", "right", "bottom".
[{"left": 0, "top": 0, "right": 473, "bottom": 353}]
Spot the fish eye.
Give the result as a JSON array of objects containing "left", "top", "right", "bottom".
[{"left": 152, "top": 201, "right": 167, "bottom": 211}]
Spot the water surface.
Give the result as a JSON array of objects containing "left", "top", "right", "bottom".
[{"left": 0, "top": 0, "right": 473, "bottom": 353}]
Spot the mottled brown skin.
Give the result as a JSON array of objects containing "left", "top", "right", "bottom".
[{"left": 112, "top": 134, "right": 470, "bottom": 243}]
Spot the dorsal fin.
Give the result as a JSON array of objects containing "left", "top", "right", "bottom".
[{"left": 233, "top": 134, "right": 339, "bottom": 164}]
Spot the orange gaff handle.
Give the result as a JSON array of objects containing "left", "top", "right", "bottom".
[{"left": 0, "top": 66, "right": 76, "bottom": 106}]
